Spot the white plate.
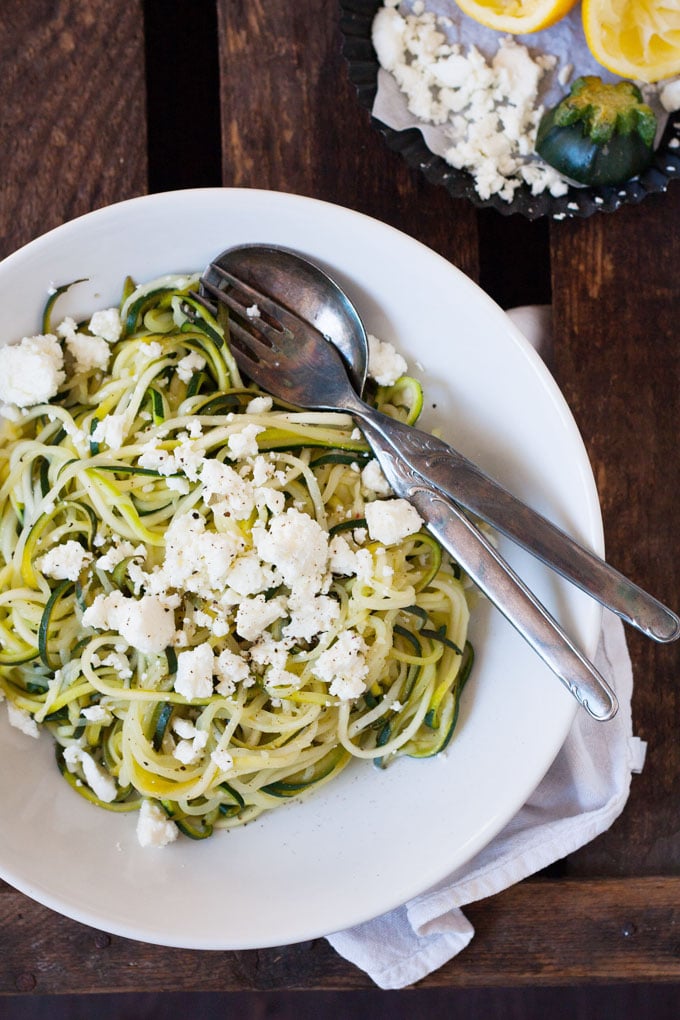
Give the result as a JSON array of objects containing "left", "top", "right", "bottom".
[{"left": 0, "top": 189, "right": 602, "bottom": 949}]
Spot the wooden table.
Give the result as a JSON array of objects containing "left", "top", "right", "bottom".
[{"left": 0, "top": 0, "right": 678, "bottom": 994}]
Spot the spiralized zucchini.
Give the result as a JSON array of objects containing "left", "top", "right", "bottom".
[{"left": 0, "top": 273, "right": 474, "bottom": 844}]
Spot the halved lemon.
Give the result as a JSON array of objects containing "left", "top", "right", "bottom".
[
  {"left": 583, "top": 0, "right": 680, "bottom": 83},
  {"left": 453, "top": 0, "right": 578, "bottom": 34}
]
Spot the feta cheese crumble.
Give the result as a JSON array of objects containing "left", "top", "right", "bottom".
[
  {"left": 63, "top": 745, "right": 117, "bottom": 802},
  {"left": 361, "top": 458, "right": 392, "bottom": 496},
  {"left": 365, "top": 498, "right": 423, "bottom": 546},
  {"left": 0, "top": 333, "right": 65, "bottom": 407},
  {"left": 90, "top": 413, "right": 127, "bottom": 451},
  {"left": 312, "top": 630, "right": 369, "bottom": 700},
  {"left": 372, "top": 2, "right": 570, "bottom": 202},
  {"left": 174, "top": 642, "right": 215, "bottom": 700},
  {"left": 176, "top": 351, "right": 206, "bottom": 383},
  {"left": 58, "top": 317, "right": 111, "bottom": 373},
  {"left": 7, "top": 702, "right": 40, "bottom": 738},
  {"left": 136, "top": 799, "right": 179, "bottom": 848},
  {"left": 252, "top": 507, "right": 329, "bottom": 594},
  {"left": 82, "top": 591, "right": 176, "bottom": 654},
  {"left": 37, "top": 540, "right": 92, "bottom": 581},
  {"left": 367, "top": 334, "right": 408, "bottom": 386},
  {"left": 89, "top": 307, "right": 122, "bottom": 343}
]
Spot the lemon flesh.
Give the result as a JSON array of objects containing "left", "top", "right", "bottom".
[{"left": 582, "top": 0, "right": 680, "bottom": 83}]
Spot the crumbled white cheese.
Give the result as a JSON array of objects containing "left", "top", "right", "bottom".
[
  {"left": 82, "top": 591, "right": 176, "bottom": 654},
  {"left": 361, "top": 458, "right": 392, "bottom": 496},
  {"left": 90, "top": 413, "right": 127, "bottom": 451},
  {"left": 165, "top": 475, "right": 191, "bottom": 494},
  {"left": 82, "top": 704, "right": 113, "bottom": 725},
  {"left": 199, "top": 459, "right": 255, "bottom": 520},
  {"left": 0, "top": 333, "right": 65, "bottom": 407},
  {"left": 283, "top": 592, "right": 340, "bottom": 642},
  {"left": 172, "top": 437, "right": 204, "bottom": 481},
  {"left": 138, "top": 340, "right": 163, "bottom": 363},
  {"left": 312, "top": 630, "right": 369, "bottom": 700},
  {"left": 37, "top": 539, "right": 92, "bottom": 581},
  {"left": 253, "top": 485, "right": 286, "bottom": 517},
  {"left": 235, "top": 593, "right": 287, "bottom": 642},
  {"left": 174, "top": 642, "right": 215, "bottom": 700},
  {"left": 367, "top": 334, "right": 407, "bottom": 386},
  {"left": 227, "top": 423, "right": 264, "bottom": 460},
  {"left": 365, "top": 498, "right": 423, "bottom": 546},
  {"left": 328, "top": 534, "right": 359, "bottom": 576},
  {"left": 214, "top": 647, "right": 250, "bottom": 694},
  {"left": 173, "top": 717, "right": 197, "bottom": 739},
  {"left": 89, "top": 308, "right": 122, "bottom": 343},
  {"left": 7, "top": 702, "right": 40, "bottom": 738},
  {"left": 0, "top": 403, "right": 22, "bottom": 421},
  {"left": 211, "top": 747, "right": 234, "bottom": 772},
  {"left": 372, "top": 4, "right": 570, "bottom": 202},
  {"left": 159, "top": 511, "right": 245, "bottom": 597},
  {"left": 60, "top": 320, "right": 111, "bottom": 373},
  {"left": 660, "top": 79, "right": 680, "bottom": 113},
  {"left": 248, "top": 633, "right": 299, "bottom": 688},
  {"left": 100, "top": 651, "right": 133, "bottom": 681},
  {"left": 136, "top": 799, "right": 178, "bottom": 848},
  {"left": 176, "top": 351, "right": 206, "bottom": 383},
  {"left": 251, "top": 454, "right": 277, "bottom": 486},
  {"left": 137, "top": 445, "right": 177, "bottom": 475},
  {"left": 252, "top": 508, "right": 329, "bottom": 594},
  {"left": 63, "top": 744, "right": 117, "bottom": 802},
  {"left": 246, "top": 395, "right": 273, "bottom": 413},
  {"left": 225, "top": 550, "right": 279, "bottom": 597},
  {"left": 173, "top": 726, "right": 208, "bottom": 765},
  {"left": 95, "top": 540, "right": 146, "bottom": 573}
]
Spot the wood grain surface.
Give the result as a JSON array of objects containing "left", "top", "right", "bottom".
[
  {"left": 0, "top": 0, "right": 147, "bottom": 259},
  {"left": 0, "top": 0, "right": 678, "bottom": 995},
  {"left": 0, "top": 877, "right": 679, "bottom": 993}
]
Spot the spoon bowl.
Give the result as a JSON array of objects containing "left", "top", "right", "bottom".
[{"left": 202, "top": 244, "right": 368, "bottom": 394}]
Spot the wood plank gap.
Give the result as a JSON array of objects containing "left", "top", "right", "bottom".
[
  {"left": 143, "top": 0, "right": 223, "bottom": 192},
  {"left": 478, "top": 210, "right": 552, "bottom": 312}
]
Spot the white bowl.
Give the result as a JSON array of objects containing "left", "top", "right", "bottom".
[{"left": 0, "top": 189, "right": 602, "bottom": 949}]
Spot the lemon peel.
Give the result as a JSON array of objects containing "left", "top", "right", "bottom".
[{"left": 453, "top": 0, "right": 579, "bottom": 34}]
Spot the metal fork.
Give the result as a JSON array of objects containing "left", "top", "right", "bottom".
[{"left": 195, "top": 264, "right": 619, "bottom": 720}]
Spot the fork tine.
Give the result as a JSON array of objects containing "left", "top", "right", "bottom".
[
  {"left": 225, "top": 316, "right": 283, "bottom": 362},
  {"left": 198, "top": 279, "right": 290, "bottom": 349},
  {"left": 206, "top": 264, "right": 294, "bottom": 320},
  {"left": 202, "top": 263, "right": 314, "bottom": 339}
]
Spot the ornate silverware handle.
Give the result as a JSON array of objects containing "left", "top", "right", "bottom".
[
  {"left": 366, "top": 429, "right": 619, "bottom": 722},
  {"left": 356, "top": 408, "right": 679, "bottom": 644}
]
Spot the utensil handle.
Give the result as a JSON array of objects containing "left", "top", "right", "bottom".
[
  {"left": 355, "top": 407, "right": 679, "bottom": 644},
  {"left": 366, "top": 432, "right": 618, "bottom": 721}
]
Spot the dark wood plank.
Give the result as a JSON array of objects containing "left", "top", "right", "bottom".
[
  {"left": 549, "top": 188, "right": 680, "bottom": 877},
  {"left": 216, "top": 0, "right": 480, "bottom": 282},
  {"left": 0, "top": 0, "right": 147, "bottom": 260},
  {"left": 1, "top": 877, "right": 679, "bottom": 992}
]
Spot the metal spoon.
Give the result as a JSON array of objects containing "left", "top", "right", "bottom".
[{"left": 203, "top": 244, "right": 678, "bottom": 645}]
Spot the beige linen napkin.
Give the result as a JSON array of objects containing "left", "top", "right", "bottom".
[{"left": 326, "top": 306, "right": 645, "bottom": 988}]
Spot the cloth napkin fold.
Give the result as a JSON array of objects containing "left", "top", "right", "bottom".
[{"left": 326, "top": 306, "right": 645, "bottom": 988}]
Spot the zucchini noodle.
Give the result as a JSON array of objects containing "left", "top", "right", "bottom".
[{"left": 0, "top": 273, "right": 474, "bottom": 845}]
